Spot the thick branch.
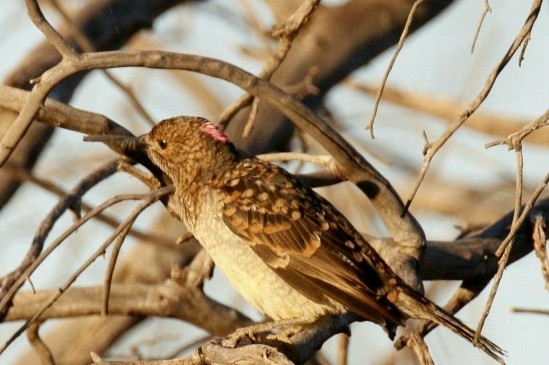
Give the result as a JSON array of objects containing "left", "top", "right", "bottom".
[
  {"left": 0, "top": 0, "right": 187, "bottom": 208},
  {"left": 5, "top": 281, "right": 249, "bottom": 336}
]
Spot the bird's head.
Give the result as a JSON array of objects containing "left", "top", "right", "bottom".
[{"left": 139, "top": 116, "right": 237, "bottom": 188}]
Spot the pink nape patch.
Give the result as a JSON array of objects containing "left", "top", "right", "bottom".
[{"left": 202, "top": 122, "right": 230, "bottom": 144}]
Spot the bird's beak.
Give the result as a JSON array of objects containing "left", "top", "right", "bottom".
[
  {"left": 135, "top": 134, "right": 148, "bottom": 151},
  {"left": 83, "top": 133, "right": 148, "bottom": 154}
]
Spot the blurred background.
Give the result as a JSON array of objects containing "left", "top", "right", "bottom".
[{"left": 0, "top": 1, "right": 548, "bottom": 364}]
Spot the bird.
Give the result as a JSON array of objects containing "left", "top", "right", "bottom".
[{"left": 99, "top": 116, "right": 504, "bottom": 362}]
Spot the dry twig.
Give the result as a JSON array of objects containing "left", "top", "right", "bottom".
[
  {"left": 4, "top": 162, "right": 174, "bottom": 248},
  {"left": 218, "top": 0, "right": 320, "bottom": 132},
  {"left": 48, "top": 0, "right": 156, "bottom": 126},
  {"left": 336, "top": 333, "right": 349, "bottom": 365},
  {"left": 485, "top": 109, "right": 549, "bottom": 150},
  {"left": 405, "top": 331, "right": 434, "bottom": 365},
  {"left": 366, "top": 0, "right": 424, "bottom": 137},
  {"left": 471, "top": 0, "right": 492, "bottom": 53},
  {"left": 533, "top": 215, "right": 549, "bottom": 289},
  {"left": 26, "top": 321, "right": 54, "bottom": 365},
  {"left": 0, "top": 186, "right": 174, "bottom": 354},
  {"left": 406, "top": 0, "right": 543, "bottom": 211},
  {"left": 475, "top": 172, "right": 549, "bottom": 341},
  {"left": 0, "top": 159, "right": 121, "bottom": 315}
]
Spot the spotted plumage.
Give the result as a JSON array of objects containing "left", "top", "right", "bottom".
[
  {"left": 214, "top": 156, "right": 403, "bottom": 327},
  {"left": 134, "top": 116, "right": 504, "bottom": 363}
]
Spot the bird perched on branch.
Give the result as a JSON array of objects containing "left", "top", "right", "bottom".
[{"left": 90, "top": 116, "right": 504, "bottom": 363}]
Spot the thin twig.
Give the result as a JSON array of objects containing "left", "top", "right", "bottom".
[
  {"left": 25, "top": 0, "right": 79, "bottom": 58},
  {"left": 0, "top": 186, "right": 173, "bottom": 355},
  {"left": 471, "top": 0, "right": 492, "bottom": 53},
  {"left": 242, "top": 97, "right": 261, "bottom": 138},
  {"left": 0, "top": 85, "right": 133, "bottom": 137},
  {"left": 475, "top": 146, "right": 524, "bottom": 340},
  {"left": 0, "top": 160, "right": 120, "bottom": 314},
  {"left": 102, "top": 222, "right": 133, "bottom": 315},
  {"left": 350, "top": 81, "right": 549, "bottom": 148},
  {"left": 117, "top": 160, "right": 163, "bottom": 190},
  {"left": 366, "top": 0, "right": 424, "bottom": 138},
  {"left": 218, "top": 0, "right": 320, "bottom": 132},
  {"left": 26, "top": 321, "right": 54, "bottom": 365},
  {"left": 0, "top": 0, "right": 157, "bottom": 169},
  {"left": 485, "top": 109, "right": 549, "bottom": 150},
  {"left": 533, "top": 215, "right": 549, "bottom": 289},
  {"left": 217, "top": 94, "right": 253, "bottom": 130},
  {"left": 284, "top": 67, "right": 321, "bottom": 99},
  {"left": 510, "top": 307, "right": 549, "bottom": 315},
  {"left": 49, "top": 0, "right": 156, "bottom": 126},
  {"left": 0, "top": 185, "right": 173, "bottom": 318},
  {"left": 293, "top": 128, "right": 310, "bottom": 173},
  {"left": 0, "top": 61, "right": 75, "bottom": 167},
  {"left": 103, "top": 71, "right": 157, "bottom": 126},
  {"left": 514, "top": 149, "right": 525, "bottom": 224},
  {"left": 5, "top": 163, "right": 174, "bottom": 247},
  {"left": 406, "top": 331, "right": 434, "bottom": 365},
  {"left": 405, "top": 0, "right": 543, "bottom": 211},
  {"left": 475, "top": 172, "right": 549, "bottom": 340},
  {"left": 336, "top": 333, "right": 349, "bottom": 365}
]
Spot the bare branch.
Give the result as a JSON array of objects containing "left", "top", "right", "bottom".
[
  {"left": 533, "top": 215, "right": 549, "bottom": 289},
  {"left": 350, "top": 82, "right": 549, "bottom": 148},
  {"left": 102, "top": 222, "right": 131, "bottom": 315},
  {"left": 6, "top": 281, "right": 249, "bottom": 336},
  {"left": 0, "top": 85, "right": 132, "bottom": 136},
  {"left": 0, "top": 0, "right": 186, "bottom": 209},
  {"left": 1, "top": 49, "right": 425, "bottom": 258},
  {"left": 473, "top": 143, "right": 526, "bottom": 341},
  {"left": 48, "top": 0, "right": 156, "bottom": 126},
  {"left": 367, "top": 0, "right": 425, "bottom": 137},
  {"left": 0, "top": 186, "right": 173, "bottom": 355},
  {"left": 336, "top": 333, "right": 349, "bottom": 365},
  {"left": 510, "top": 307, "right": 549, "bottom": 316},
  {"left": 475, "top": 172, "right": 549, "bottom": 340},
  {"left": 4, "top": 162, "right": 174, "bottom": 248},
  {"left": 406, "top": 0, "right": 544, "bottom": 211},
  {"left": 219, "top": 0, "right": 320, "bottom": 133},
  {"left": 26, "top": 321, "right": 54, "bottom": 365},
  {"left": 471, "top": 0, "right": 492, "bottom": 53},
  {"left": 24, "top": 0, "right": 79, "bottom": 58},
  {"left": 485, "top": 109, "right": 549, "bottom": 150},
  {"left": 0, "top": 181, "right": 173, "bottom": 320},
  {"left": 1, "top": 159, "right": 121, "bottom": 316},
  {"left": 405, "top": 331, "right": 434, "bottom": 365}
]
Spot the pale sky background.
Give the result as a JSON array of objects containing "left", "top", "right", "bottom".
[{"left": 0, "top": 1, "right": 548, "bottom": 364}]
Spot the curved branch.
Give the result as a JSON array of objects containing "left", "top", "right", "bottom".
[
  {"left": 0, "top": 0, "right": 187, "bottom": 208},
  {"left": 7, "top": 50, "right": 426, "bottom": 258},
  {"left": 5, "top": 281, "right": 249, "bottom": 336}
]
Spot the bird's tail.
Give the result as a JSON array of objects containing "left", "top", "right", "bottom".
[{"left": 395, "top": 287, "right": 505, "bottom": 364}]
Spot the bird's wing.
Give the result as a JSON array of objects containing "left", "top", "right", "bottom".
[{"left": 216, "top": 158, "right": 404, "bottom": 328}]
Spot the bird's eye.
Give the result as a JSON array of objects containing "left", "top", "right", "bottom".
[{"left": 158, "top": 140, "right": 168, "bottom": 149}]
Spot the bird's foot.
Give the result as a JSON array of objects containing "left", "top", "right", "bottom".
[
  {"left": 222, "top": 324, "right": 261, "bottom": 347},
  {"left": 222, "top": 318, "right": 309, "bottom": 348},
  {"left": 266, "top": 324, "right": 303, "bottom": 343}
]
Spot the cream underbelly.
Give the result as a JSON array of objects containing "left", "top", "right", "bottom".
[{"left": 191, "top": 206, "right": 344, "bottom": 320}]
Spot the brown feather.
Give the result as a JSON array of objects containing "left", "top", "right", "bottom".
[
  {"left": 138, "top": 117, "right": 505, "bottom": 362},
  {"left": 217, "top": 157, "right": 405, "bottom": 330}
]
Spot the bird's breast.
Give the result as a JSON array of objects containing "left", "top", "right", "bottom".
[{"left": 189, "top": 193, "right": 344, "bottom": 320}]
